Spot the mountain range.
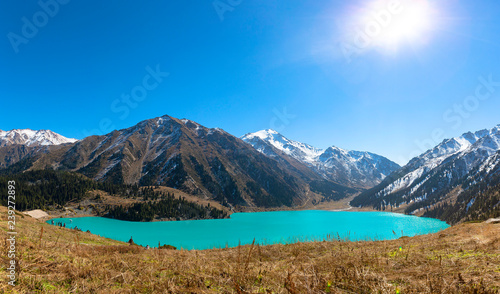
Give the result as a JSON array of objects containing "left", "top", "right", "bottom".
[
  {"left": 351, "top": 125, "right": 500, "bottom": 223},
  {"left": 1, "top": 116, "right": 499, "bottom": 223},
  {"left": 1, "top": 115, "right": 393, "bottom": 208},
  {"left": 242, "top": 129, "right": 400, "bottom": 188}
]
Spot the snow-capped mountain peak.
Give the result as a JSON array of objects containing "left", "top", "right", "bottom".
[
  {"left": 245, "top": 129, "right": 279, "bottom": 140},
  {"left": 242, "top": 130, "right": 400, "bottom": 188},
  {"left": 242, "top": 129, "right": 322, "bottom": 164},
  {"left": 351, "top": 123, "right": 500, "bottom": 212},
  {"left": 412, "top": 125, "right": 500, "bottom": 168},
  {"left": 0, "top": 129, "right": 77, "bottom": 147}
]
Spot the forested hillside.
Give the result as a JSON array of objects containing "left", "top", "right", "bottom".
[
  {"left": 423, "top": 183, "right": 500, "bottom": 224},
  {"left": 106, "top": 193, "right": 227, "bottom": 221},
  {"left": 0, "top": 170, "right": 227, "bottom": 221},
  {"left": 423, "top": 154, "right": 500, "bottom": 224}
]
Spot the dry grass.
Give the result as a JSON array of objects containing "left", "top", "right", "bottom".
[
  {"left": 150, "top": 186, "right": 232, "bottom": 214},
  {"left": 0, "top": 206, "right": 499, "bottom": 293}
]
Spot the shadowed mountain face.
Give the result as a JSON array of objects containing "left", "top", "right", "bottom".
[
  {"left": 0, "top": 129, "right": 76, "bottom": 172},
  {"left": 3, "top": 115, "right": 358, "bottom": 208},
  {"left": 242, "top": 129, "right": 400, "bottom": 188},
  {"left": 0, "top": 145, "right": 51, "bottom": 170}
]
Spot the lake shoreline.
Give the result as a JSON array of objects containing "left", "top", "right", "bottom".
[
  {"left": 40, "top": 203, "right": 380, "bottom": 222},
  {"left": 39, "top": 199, "right": 388, "bottom": 223},
  {"left": 46, "top": 210, "right": 450, "bottom": 251},
  {"left": 36, "top": 190, "right": 413, "bottom": 224}
]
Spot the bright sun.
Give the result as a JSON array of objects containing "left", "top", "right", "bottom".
[
  {"left": 379, "top": 0, "right": 433, "bottom": 47},
  {"left": 345, "top": 0, "right": 436, "bottom": 53}
]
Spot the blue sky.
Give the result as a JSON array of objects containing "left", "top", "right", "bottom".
[{"left": 1, "top": 0, "right": 500, "bottom": 164}]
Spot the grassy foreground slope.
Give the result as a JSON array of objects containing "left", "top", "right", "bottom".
[{"left": 0, "top": 206, "right": 499, "bottom": 293}]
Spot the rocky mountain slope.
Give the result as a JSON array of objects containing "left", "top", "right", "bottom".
[
  {"left": 3, "top": 115, "right": 360, "bottom": 208},
  {"left": 423, "top": 150, "right": 500, "bottom": 223},
  {"left": 351, "top": 124, "right": 500, "bottom": 223},
  {"left": 242, "top": 129, "right": 400, "bottom": 188},
  {"left": 0, "top": 129, "right": 77, "bottom": 170}
]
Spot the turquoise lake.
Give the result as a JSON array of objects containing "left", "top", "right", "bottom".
[{"left": 47, "top": 210, "right": 449, "bottom": 250}]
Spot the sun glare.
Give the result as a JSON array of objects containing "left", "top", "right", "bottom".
[
  {"left": 344, "top": 0, "right": 437, "bottom": 54},
  {"left": 378, "top": 0, "right": 433, "bottom": 47}
]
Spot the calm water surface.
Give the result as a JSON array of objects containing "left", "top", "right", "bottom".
[{"left": 48, "top": 210, "right": 449, "bottom": 250}]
